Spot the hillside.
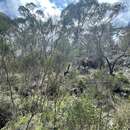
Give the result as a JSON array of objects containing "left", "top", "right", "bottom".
[{"left": 0, "top": 1, "right": 130, "bottom": 130}]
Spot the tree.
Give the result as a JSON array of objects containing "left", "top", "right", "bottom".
[
  {"left": 61, "top": 0, "right": 125, "bottom": 74},
  {"left": 5, "top": 3, "right": 74, "bottom": 130}
]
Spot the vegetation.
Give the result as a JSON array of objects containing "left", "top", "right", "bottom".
[{"left": 0, "top": 0, "right": 130, "bottom": 130}]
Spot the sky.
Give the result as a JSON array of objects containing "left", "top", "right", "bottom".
[{"left": 0, "top": 0, "right": 130, "bottom": 26}]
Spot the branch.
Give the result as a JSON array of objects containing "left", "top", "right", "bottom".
[
  {"left": 103, "top": 55, "right": 112, "bottom": 72},
  {"left": 112, "top": 53, "right": 127, "bottom": 70},
  {"left": 25, "top": 113, "right": 34, "bottom": 130}
]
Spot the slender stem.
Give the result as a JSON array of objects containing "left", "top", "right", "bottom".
[
  {"left": 26, "top": 114, "right": 34, "bottom": 130},
  {"left": 3, "top": 59, "right": 17, "bottom": 116}
]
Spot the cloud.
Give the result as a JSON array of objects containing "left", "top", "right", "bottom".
[
  {"left": 50, "top": 0, "right": 79, "bottom": 8},
  {"left": 98, "top": 0, "right": 130, "bottom": 27},
  {"left": 98, "top": 0, "right": 120, "bottom": 4},
  {"left": 0, "top": 0, "right": 130, "bottom": 27},
  {"left": 113, "top": 0, "right": 130, "bottom": 27},
  {"left": 0, "top": 0, "right": 61, "bottom": 18},
  {"left": 36, "top": 0, "right": 61, "bottom": 17}
]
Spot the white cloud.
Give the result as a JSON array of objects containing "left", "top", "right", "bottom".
[
  {"left": 0, "top": 0, "right": 130, "bottom": 27},
  {"left": 98, "top": 0, "right": 130, "bottom": 27},
  {"left": 37, "top": 0, "right": 61, "bottom": 17},
  {"left": 0, "top": 0, "right": 61, "bottom": 18},
  {"left": 98, "top": 0, "right": 120, "bottom": 4}
]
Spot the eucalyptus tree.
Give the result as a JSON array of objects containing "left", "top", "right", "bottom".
[
  {"left": 9, "top": 3, "right": 74, "bottom": 130},
  {"left": 61, "top": 0, "right": 124, "bottom": 72},
  {"left": 0, "top": 12, "right": 18, "bottom": 121}
]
